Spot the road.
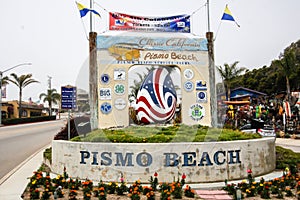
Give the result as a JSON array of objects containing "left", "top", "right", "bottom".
[{"left": 0, "top": 120, "right": 65, "bottom": 180}]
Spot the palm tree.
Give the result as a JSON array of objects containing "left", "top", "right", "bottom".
[
  {"left": 217, "top": 61, "right": 246, "bottom": 100},
  {"left": 273, "top": 48, "right": 296, "bottom": 103},
  {"left": 9, "top": 73, "right": 39, "bottom": 118},
  {"left": 39, "top": 89, "right": 61, "bottom": 116},
  {"left": 1, "top": 76, "right": 9, "bottom": 86}
]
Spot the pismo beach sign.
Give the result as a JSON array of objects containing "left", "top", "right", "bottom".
[
  {"left": 52, "top": 138, "right": 275, "bottom": 183},
  {"left": 79, "top": 149, "right": 241, "bottom": 167}
]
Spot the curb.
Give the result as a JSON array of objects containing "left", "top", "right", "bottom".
[{"left": 0, "top": 144, "right": 50, "bottom": 186}]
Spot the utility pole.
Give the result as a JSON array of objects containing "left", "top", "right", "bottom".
[
  {"left": 47, "top": 75, "right": 52, "bottom": 115},
  {"left": 47, "top": 75, "right": 52, "bottom": 90}
]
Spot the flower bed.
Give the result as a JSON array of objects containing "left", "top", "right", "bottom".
[
  {"left": 223, "top": 168, "right": 300, "bottom": 199},
  {"left": 22, "top": 168, "right": 196, "bottom": 200}
]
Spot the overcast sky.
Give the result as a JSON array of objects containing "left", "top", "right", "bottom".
[{"left": 1, "top": 0, "right": 299, "bottom": 102}]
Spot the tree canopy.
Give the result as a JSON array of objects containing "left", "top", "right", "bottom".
[{"left": 219, "top": 39, "right": 300, "bottom": 99}]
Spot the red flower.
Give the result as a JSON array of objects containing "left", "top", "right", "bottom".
[
  {"left": 154, "top": 172, "right": 158, "bottom": 177},
  {"left": 182, "top": 173, "right": 186, "bottom": 179},
  {"left": 247, "top": 169, "right": 252, "bottom": 174}
]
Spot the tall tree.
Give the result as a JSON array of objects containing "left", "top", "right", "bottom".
[
  {"left": 217, "top": 61, "right": 246, "bottom": 100},
  {"left": 1, "top": 76, "right": 9, "bottom": 86},
  {"left": 39, "top": 88, "right": 61, "bottom": 116},
  {"left": 273, "top": 48, "right": 297, "bottom": 103},
  {"left": 9, "top": 73, "right": 39, "bottom": 118}
]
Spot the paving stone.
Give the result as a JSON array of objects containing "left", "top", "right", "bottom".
[{"left": 195, "top": 190, "right": 232, "bottom": 200}]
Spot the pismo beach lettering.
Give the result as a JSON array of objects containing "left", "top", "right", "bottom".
[
  {"left": 79, "top": 150, "right": 241, "bottom": 167},
  {"left": 144, "top": 52, "right": 198, "bottom": 61}
]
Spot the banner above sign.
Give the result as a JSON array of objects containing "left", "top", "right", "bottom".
[{"left": 109, "top": 12, "right": 191, "bottom": 33}]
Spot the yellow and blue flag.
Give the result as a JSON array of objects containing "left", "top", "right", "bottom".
[
  {"left": 76, "top": 2, "right": 101, "bottom": 18},
  {"left": 221, "top": 5, "right": 240, "bottom": 27}
]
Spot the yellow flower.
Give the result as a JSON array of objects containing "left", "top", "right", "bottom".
[{"left": 31, "top": 180, "right": 36, "bottom": 185}]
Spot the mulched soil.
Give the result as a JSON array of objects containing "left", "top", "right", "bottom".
[{"left": 21, "top": 189, "right": 199, "bottom": 199}]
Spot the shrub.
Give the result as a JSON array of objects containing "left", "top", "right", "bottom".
[
  {"left": 276, "top": 146, "right": 300, "bottom": 170},
  {"left": 2, "top": 116, "right": 56, "bottom": 125}
]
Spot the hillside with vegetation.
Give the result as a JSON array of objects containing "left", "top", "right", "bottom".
[{"left": 217, "top": 39, "right": 300, "bottom": 98}]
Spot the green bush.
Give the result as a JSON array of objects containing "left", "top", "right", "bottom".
[
  {"left": 2, "top": 116, "right": 56, "bottom": 125},
  {"left": 43, "top": 147, "right": 52, "bottom": 164},
  {"left": 276, "top": 146, "right": 300, "bottom": 169},
  {"left": 76, "top": 125, "right": 262, "bottom": 143}
]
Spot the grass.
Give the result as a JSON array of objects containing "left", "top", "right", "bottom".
[
  {"left": 71, "top": 124, "right": 261, "bottom": 143},
  {"left": 276, "top": 145, "right": 300, "bottom": 171}
]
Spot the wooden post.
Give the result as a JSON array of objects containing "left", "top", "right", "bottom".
[
  {"left": 89, "top": 32, "right": 98, "bottom": 130},
  {"left": 206, "top": 32, "right": 218, "bottom": 127}
]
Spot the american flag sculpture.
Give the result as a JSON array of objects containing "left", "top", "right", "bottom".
[{"left": 136, "top": 67, "right": 177, "bottom": 124}]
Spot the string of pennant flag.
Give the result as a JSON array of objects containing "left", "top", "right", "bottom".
[{"left": 75, "top": 1, "right": 239, "bottom": 32}]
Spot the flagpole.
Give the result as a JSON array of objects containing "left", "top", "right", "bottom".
[
  {"left": 90, "top": 0, "right": 93, "bottom": 32},
  {"left": 207, "top": 0, "right": 210, "bottom": 32}
]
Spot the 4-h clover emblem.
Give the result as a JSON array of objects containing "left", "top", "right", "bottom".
[
  {"left": 189, "top": 103, "right": 205, "bottom": 121},
  {"left": 114, "top": 84, "right": 125, "bottom": 95}
]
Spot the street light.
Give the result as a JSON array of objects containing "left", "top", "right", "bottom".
[{"left": 0, "top": 63, "right": 32, "bottom": 126}]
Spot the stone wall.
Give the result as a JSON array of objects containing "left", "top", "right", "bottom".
[{"left": 51, "top": 137, "right": 276, "bottom": 183}]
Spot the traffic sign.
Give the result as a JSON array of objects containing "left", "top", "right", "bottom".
[{"left": 61, "top": 85, "right": 77, "bottom": 109}]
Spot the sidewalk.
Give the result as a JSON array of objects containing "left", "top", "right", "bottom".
[
  {"left": 0, "top": 138, "right": 298, "bottom": 200},
  {"left": 0, "top": 146, "right": 47, "bottom": 200}
]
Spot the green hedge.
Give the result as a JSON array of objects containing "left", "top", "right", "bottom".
[
  {"left": 71, "top": 124, "right": 261, "bottom": 143},
  {"left": 2, "top": 116, "right": 56, "bottom": 125}
]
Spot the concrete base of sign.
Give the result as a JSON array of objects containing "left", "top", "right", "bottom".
[{"left": 51, "top": 137, "right": 276, "bottom": 183}]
